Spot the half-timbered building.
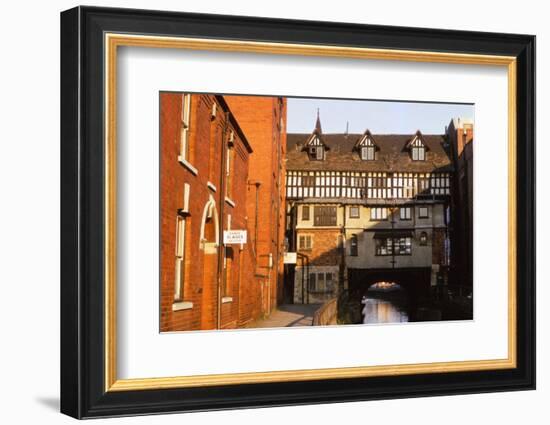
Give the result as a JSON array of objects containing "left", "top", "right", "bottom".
[{"left": 284, "top": 114, "right": 454, "bottom": 305}]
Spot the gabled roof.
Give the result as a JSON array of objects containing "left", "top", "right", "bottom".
[
  {"left": 286, "top": 132, "right": 452, "bottom": 173},
  {"left": 353, "top": 129, "right": 378, "bottom": 151},
  {"left": 404, "top": 130, "right": 430, "bottom": 151}
]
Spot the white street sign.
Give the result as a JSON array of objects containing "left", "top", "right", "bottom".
[
  {"left": 223, "top": 230, "right": 247, "bottom": 244},
  {"left": 284, "top": 252, "right": 297, "bottom": 264}
]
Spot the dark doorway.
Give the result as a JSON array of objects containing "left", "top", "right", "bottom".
[{"left": 283, "top": 264, "right": 295, "bottom": 304}]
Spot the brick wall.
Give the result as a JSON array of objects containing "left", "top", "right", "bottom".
[
  {"left": 160, "top": 93, "right": 260, "bottom": 332},
  {"left": 224, "top": 96, "right": 287, "bottom": 311},
  {"left": 296, "top": 228, "right": 342, "bottom": 266}
]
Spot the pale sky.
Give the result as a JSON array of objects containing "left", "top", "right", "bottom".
[{"left": 287, "top": 97, "right": 474, "bottom": 135}]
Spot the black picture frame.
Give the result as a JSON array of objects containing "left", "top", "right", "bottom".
[{"left": 61, "top": 5, "right": 535, "bottom": 419}]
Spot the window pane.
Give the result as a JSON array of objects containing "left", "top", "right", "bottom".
[
  {"left": 314, "top": 206, "right": 337, "bottom": 226},
  {"left": 316, "top": 147, "right": 324, "bottom": 160},
  {"left": 175, "top": 216, "right": 185, "bottom": 256},
  {"left": 174, "top": 216, "right": 186, "bottom": 300},
  {"left": 309, "top": 273, "right": 316, "bottom": 290},
  {"left": 371, "top": 208, "right": 387, "bottom": 220},
  {"left": 317, "top": 273, "right": 325, "bottom": 291}
]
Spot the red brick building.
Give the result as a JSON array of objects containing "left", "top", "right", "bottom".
[
  {"left": 224, "top": 96, "right": 287, "bottom": 314},
  {"left": 160, "top": 93, "right": 287, "bottom": 331}
]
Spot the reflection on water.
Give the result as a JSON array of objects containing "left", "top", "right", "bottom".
[
  {"left": 361, "top": 282, "right": 409, "bottom": 324},
  {"left": 362, "top": 298, "right": 409, "bottom": 323}
]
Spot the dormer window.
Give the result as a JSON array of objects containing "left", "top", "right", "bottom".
[
  {"left": 357, "top": 130, "right": 377, "bottom": 161},
  {"left": 305, "top": 110, "right": 328, "bottom": 161},
  {"left": 315, "top": 146, "right": 324, "bottom": 160},
  {"left": 361, "top": 146, "right": 375, "bottom": 161},
  {"left": 412, "top": 145, "right": 425, "bottom": 161},
  {"left": 409, "top": 131, "right": 427, "bottom": 161},
  {"left": 309, "top": 146, "right": 324, "bottom": 160}
]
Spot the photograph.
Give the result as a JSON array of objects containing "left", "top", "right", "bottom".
[
  {"left": 159, "top": 93, "right": 474, "bottom": 332},
  {"left": 57, "top": 5, "right": 535, "bottom": 419}
]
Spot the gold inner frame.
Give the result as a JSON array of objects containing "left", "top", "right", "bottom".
[{"left": 104, "top": 33, "right": 517, "bottom": 392}]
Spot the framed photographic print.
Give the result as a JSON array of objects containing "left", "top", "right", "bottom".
[{"left": 60, "top": 6, "right": 535, "bottom": 419}]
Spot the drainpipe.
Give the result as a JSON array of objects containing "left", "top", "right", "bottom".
[
  {"left": 297, "top": 252, "right": 309, "bottom": 304},
  {"left": 302, "top": 256, "right": 305, "bottom": 304},
  {"left": 246, "top": 181, "right": 261, "bottom": 259},
  {"left": 306, "top": 255, "right": 310, "bottom": 304},
  {"left": 216, "top": 111, "right": 229, "bottom": 330},
  {"left": 340, "top": 203, "right": 346, "bottom": 297},
  {"left": 254, "top": 182, "right": 260, "bottom": 259}
]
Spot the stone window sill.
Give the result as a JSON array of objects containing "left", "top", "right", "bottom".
[
  {"left": 221, "top": 296, "right": 233, "bottom": 304},
  {"left": 177, "top": 156, "right": 198, "bottom": 175},
  {"left": 207, "top": 181, "right": 217, "bottom": 192},
  {"left": 172, "top": 301, "right": 193, "bottom": 311}
]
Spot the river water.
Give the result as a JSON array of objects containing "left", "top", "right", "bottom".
[{"left": 361, "top": 287, "right": 409, "bottom": 324}]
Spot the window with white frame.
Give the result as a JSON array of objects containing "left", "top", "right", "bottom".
[
  {"left": 302, "top": 174, "right": 315, "bottom": 187},
  {"left": 370, "top": 207, "right": 387, "bottom": 221},
  {"left": 225, "top": 144, "right": 234, "bottom": 199},
  {"left": 412, "top": 146, "right": 425, "bottom": 161},
  {"left": 349, "top": 206, "right": 360, "bottom": 218},
  {"left": 302, "top": 205, "right": 310, "bottom": 220},
  {"left": 316, "top": 146, "right": 324, "bottom": 160},
  {"left": 395, "top": 237, "right": 412, "bottom": 255},
  {"left": 179, "top": 94, "right": 191, "bottom": 162},
  {"left": 418, "top": 206, "right": 429, "bottom": 218},
  {"left": 309, "top": 272, "right": 334, "bottom": 292},
  {"left": 174, "top": 215, "right": 187, "bottom": 301},
  {"left": 375, "top": 237, "right": 412, "bottom": 256},
  {"left": 298, "top": 234, "right": 312, "bottom": 251},
  {"left": 418, "top": 173, "right": 430, "bottom": 193},
  {"left": 400, "top": 207, "right": 412, "bottom": 220},
  {"left": 361, "top": 146, "right": 375, "bottom": 160},
  {"left": 314, "top": 206, "right": 337, "bottom": 226}
]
